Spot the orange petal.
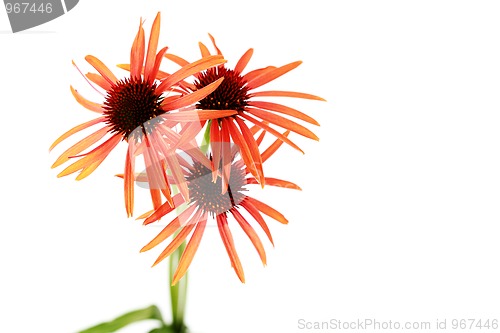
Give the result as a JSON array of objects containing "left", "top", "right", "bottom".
[
  {"left": 152, "top": 209, "right": 202, "bottom": 267},
  {"left": 225, "top": 118, "right": 260, "bottom": 185},
  {"left": 243, "top": 66, "right": 275, "bottom": 82},
  {"left": 162, "top": 109, "right": 236, "bottom": 122},
  {"left": 143, "top": 193, "right": 185, "bottom": 225},
  {"left": 70, "top": 86, "right": 103, "bottom": 113},
  {"left": 217, "top": 214, "right": 245, "bottom": 283},
  {"left": 208, "top": 33, "right": 223, "bottom": 56},
  {"left": 247, "top": 177, "right": 301, "bottom": 190},
  {"left": 235, "top": 116, "right": 264, "bottom": 186},
  {"left": 164, "top": 53, "right": 190, "bottom": 67},
  {"left": 198, "top": 42, "right": 211, "bottom": 58},
  {"left": 234, "top": 48, "right": 253, "bottom": 74},
  {"left": 172, "top": 217, "right": 208, "bottom": 285},
  {"left": 144, "top": 12, "right": 161, "bottom": 82},
  {"left": 52, "top": 126, "right": 109, "bottom": 168},
  {"left": 246, "top": 61, "right": 302, "bottom": 90},
  {"left": 220, "top": 119, "right": 232, "bottom": 194},
  {"left": 130, "top": 19, "right": 145, "bottom": 78},
  {"left": 85, "top": 73, "right": 112, "bottom": 91},
  {"left": 161, "top": 78, "right": 224, "bottom": 111},
  {"left": 157, "top": 55, "right": 226, "bottom": 92},
  {"left": 250, "top": 90, "right": 326, "bottom": 101},
  {"left": 246, "top": 196, "right": 288, "bottom": 224},
  {"left": 255, "top": 129, "right": 266, "bottom": 146},
  {"left": 124, "top": 146, "right": 135, "bottom": 217},
  {"left": 231, "top": 208, "right": 267, "bottom": 265},
  {"left": 210, "top": 120, "right": 221, "bottom": 180},
  {"left": 248, "top": 101, "right": 320, "bottom": 125},
  {"left": 50, "top": 117, "right": 106, "bottom": 151},
  {"left": 141, "top": 204, "right": 196, "bottom": 252},
  {"left": 239, "top": 113, "right": 304, "bottom": 154},
  {"left": 85, "top": 55, "right": 118, "bottom": 85},
  {"left": 241, "top": 199, "right": 274, "bottom": 245},
  {"left": 149, "top": 46, "right": 169, "bottom": 82},
  {"left": 245, "top": 108, "right": 319, "bottom": 141},
  {"left": 261, "top": 130, "right": 289, "bottom": 164}
]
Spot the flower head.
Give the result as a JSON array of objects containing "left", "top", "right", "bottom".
[
  {"left": 139, "top": 130, "right": 300, "bottom": 285},
  {"left": 50, "top": 13, "right": 236, "bottom": 216},
  {"left": 162, "top": 35, "right": 325, "bottom": 189}
]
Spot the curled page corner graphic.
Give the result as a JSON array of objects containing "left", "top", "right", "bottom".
[{"left": 4, "top": 0, "right": 79, "bottom": 33}]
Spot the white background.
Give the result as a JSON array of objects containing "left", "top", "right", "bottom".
[{"left": 1, "top": 0, "right": 500, "bottom": 332}]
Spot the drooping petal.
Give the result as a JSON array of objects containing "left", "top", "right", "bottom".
[
  {"left": 162, "top": 110, "right": 236, "bottom": 122},
  {"left": 148, "top": 46, "right": 169, "bottom": 83},
  {"left": 210, "top": 120, "right": 222, "bottom": 181},
  {"left": 249, "top": 90, "right": 326, "bottom": 101},
  {"left": 245, "top": 107, "right": 319, "bottom": 141},
  {"left": 243, "top": 66, "right": 275, "bottom": 83},
  {"left": 144, "top": 12, "right": 161, "bottom": 82},
  {"left": 49, "top": 117, "right": 106, "bottom": 151},
  {"left": 245, "top": 196, "right": 288, "bottom": 224},
  {"left": 231, "top": 208, "right": 266, "bottom": 265},
  {"left": 151, "top": 209, "right": 202, "bottom": 267},
  {"left": 171, "top": 216, "right": 208, "bottom": 285},
  {"left": 141, "top": 204, "right": 197, "bottom": 251},
  {"left": 234, "top": 48, "right": 253, "bottom": 74},
  {"left": 85, "top": 55, "right": 118, "bottom": 85},
  {"left": 235, "top": 116, "right": 265, "bottom": 186},
  {"left": 157, "top": 55, "right": 226, "bottom": 92},
  {"left": 239, "top": 113, "right": 304, "bottom": 154},
  {"left": 130, "top": 19, "right": 145, "bottom": 78},
  {"left": 52, "top": 126, "right": 110, "bottom": 168},
  {"left": 246, "top": 61, "right": 302, "bottom": 90},
  {"left": 124, "top": 144, "right": 135, "bottom": 217},
  {"left": 248, "top": 101, "right": 320, "bottom": 125},
  {"left": 220, "top": 119, "right": 232, "bottom": 194},
  {"left": 240, "top": 199, "right": 274, "bottom": 245},
  {"left": 217, "top": 214, "right": 245, "bottom": 283},
  {"left": 225, "top": 118, "right": 261, "bottom": 185},
  {"left": 70, "top": 86, "right": 103, "bottom": 113}
]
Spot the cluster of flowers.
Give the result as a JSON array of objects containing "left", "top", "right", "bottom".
[{"left": 50, "top": 12, "right": 324, "bottom": 285}]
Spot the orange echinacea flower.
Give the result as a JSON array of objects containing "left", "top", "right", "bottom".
[
  {"left": 161, "top": 34, "right": 325, "bottom": 189},
  {"left": 50, "top": 13, "right": 236, "bottom": 217},
  {"left": 139, "top": 130, "right": 300, "bottom": 285}
]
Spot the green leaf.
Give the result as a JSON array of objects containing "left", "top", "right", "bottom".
[{"left": 77, "top": 305, "right": 164, "bottom": 333}]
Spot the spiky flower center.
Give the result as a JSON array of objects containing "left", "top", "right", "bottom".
[
  {"left": 186, "top": 159, "right": 247, "bottom": 215},
  {"left": 103, "top": 77, "right": 164, "bottom": 140},
  {"left": 194, "top": 66, "right": 250, "bottom": 112}
]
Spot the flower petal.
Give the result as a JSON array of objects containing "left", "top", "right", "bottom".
[
  {"left": 198, "top": 42, "right": 211, "bottom": 58},
  {"left": 85, "top": 73, "right": 112, "bottom": 91},
  {"left": 143, "top": 193, "right": 185, "bottom": 225},
  {"left": 248, "top": 101, "right": 320, "bottom": 125},
  {"left": 247, "top": 177, "right": 301, "bottom": 190},
  {"left": 239, "top": 113, "right": 304, "bottom": 154},
  {"left": 245, "top": 107, "right": 319, "bottom": 141},
  {"left": 208, "top": 33, "right": 223, "bottom": 56},
  {"left": 52, "top": 126, "right": 110, "bottom": 168},
  {"left": 130, "top": 19, "right": 145, "bottom": 78},
  {"left": 157, "top": 55, "right": 226, "bottom": 92},
  {"left": 141, "top": 204, "right": 197, "bottom": 252},
  {"left": 85, "top": 55, "right": 118, "bottom": 85},
  {"left": 161, "top": 78, "right": 224, "bottom": 111},
  {"left": 245, "top": 196, "right": 288, "bottom": 224},
  {"left": 124, "top": 145, "right": 135, "bottom": 217},
  {"left": 231, "top": 208, "right": 266, "bottom": 265},
  {"left": 235, "top": 116, "right": 265, "bottom": 186},
  {"left": 250, "top": 90, "right": 326, "bottom": 101},
  {"left": 241, "top": 199, "right": 274, "bottom": 245},
  {"left": 217, "top": 214, "right": 245, "bottom": 283},
  {"left": 234, "top": 48, "right": 253, "bottom": 74},
  {"left": 172, "top": 216, "right": 207, "bottom": 285},
  {"left": 164, "top": 53, "right": 190, "bottom": 67},
  {"left": 70, "top": 86, "right": 103, "bottom": 113},
  {"left": 50, "top": 117, "right": 106, "bottom": 151},
  {"left": 246, "top": 61, "right": 302, "bottom": 90},
  {"left": 151, "top": 209, "right": 202, "bottom": 267},
  {"left": 144, "top": 12, "right": 161, "bottom": 82}
]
